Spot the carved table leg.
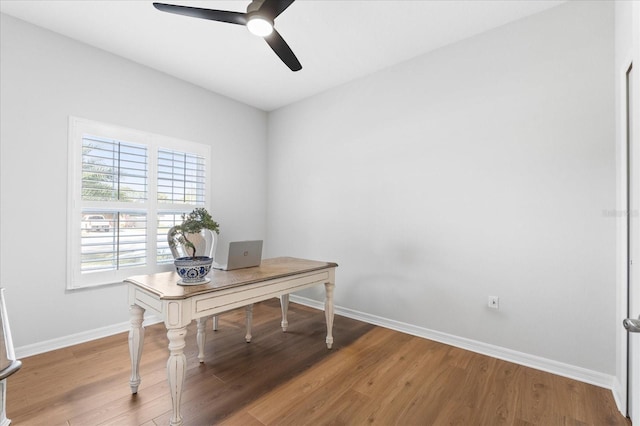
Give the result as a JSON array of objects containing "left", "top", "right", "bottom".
[
  {"left": 128, "top": 304, "right": 145, "bottom": 393},
  {"left": 167, "top": 327, "right": 187, "bottom": 426},
  {"left": 196, "top": 317, "right": 207, "bottom": 363},
  {"left": 324, "top": 282, "right": 335, "bottom": 349},
  {"left": 245, "top": 304, "right": 253, "bottom": 342},
  {"left": 280, "top": 294, "right": 289, "bottom": 332}
]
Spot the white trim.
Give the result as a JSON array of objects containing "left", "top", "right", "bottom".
[
  {"left": 616, "top": 51, "right": 638, "bottom": 418},
  {"left": 14, "top": 315, "right": 162, "bottom": 359},
  {"left": 290, "top": 295, "right": 617, "bottom": 391},
  {"left": 615, "top": 55, "right": 633, "bottom": 418},
  {"left": 67, "top": 116, "right": 212, "bottom": 290},
  {"left": 613, "top": 377, "right": 627, "bottom": 416}
]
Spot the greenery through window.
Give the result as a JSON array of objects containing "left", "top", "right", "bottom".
[{"left": 82, "top": 136, "right": 147, "bottom": 202}]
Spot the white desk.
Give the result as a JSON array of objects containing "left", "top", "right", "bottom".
[{"left": 126, "top": 257, "right": 337, "bottom": 426}]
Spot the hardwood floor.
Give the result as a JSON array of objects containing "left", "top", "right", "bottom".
[{"left": 7, "top": 299, "right": 629, "bottom": 425}]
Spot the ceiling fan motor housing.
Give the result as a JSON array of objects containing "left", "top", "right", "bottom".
[{"left": 246, "top": 0, "right": 266, "bottom": 14}]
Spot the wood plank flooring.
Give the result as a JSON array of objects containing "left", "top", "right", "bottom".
[{"left": 7, "top": 299, "right": 630, "bottom": 425}]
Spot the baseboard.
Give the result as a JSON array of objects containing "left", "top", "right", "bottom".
[
  {"left": 15, "top": 315, "right": 163, "bottom": 359},
  {"left": 290, "top": 295, "right": 617, "bottom": 392},
  {"left": 611, "top": 377, "right": 627, "bottom": 416}
]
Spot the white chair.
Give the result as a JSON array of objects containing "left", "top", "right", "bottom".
[
  {"left": 168, "top": 228, "right": 255, "bottom": 363},
  {"left": 0, "top": 288, "right": 21, "bottom": 426},
  {"left": 167, "top": 226, "right": 218, "bottom": 261}
]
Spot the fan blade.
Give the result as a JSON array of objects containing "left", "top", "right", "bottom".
[
  {"left": 153, "top": 3, "right": 247, "bottom": 25},
  {"left": 264, "top": 29, "right": 302, "bottom": 71},
  {"left": 259, "top": 0, "right": 296, "bottom": 20}
]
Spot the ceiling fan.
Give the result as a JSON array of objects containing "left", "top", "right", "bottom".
[{"left": 153, "top": 0, "right": 302, "bottom": 71}]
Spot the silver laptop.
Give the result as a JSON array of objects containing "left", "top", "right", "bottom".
[{"left": 212, "top": 240, "right": 263, "bottom": 271}]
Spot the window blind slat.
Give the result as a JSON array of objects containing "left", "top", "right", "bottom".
[
  {"left": 82, "top": 135, "right": 148, "bottom": 203},
  {"left": 80, "top": 211, "right": 147, "bottom": 273},
  {"left": 156, "top": 149, "right": 206, "bottom": 205}
]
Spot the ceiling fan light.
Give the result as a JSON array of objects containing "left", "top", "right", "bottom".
[{"left": 247, "top": 16, "right": 273, "bottom": 37}]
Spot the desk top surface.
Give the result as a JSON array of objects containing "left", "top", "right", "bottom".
[{"left": 125, "top": 257, "right": 338, "bottom": 300}]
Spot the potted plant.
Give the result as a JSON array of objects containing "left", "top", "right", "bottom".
[{"left": 168, "top": 208, "right": 220, "bottom": 285}]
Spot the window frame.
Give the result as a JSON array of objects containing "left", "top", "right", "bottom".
[{"left": 67, "top": 116, "right": 212, "bottom": 289}]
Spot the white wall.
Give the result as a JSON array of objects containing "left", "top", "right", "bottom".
[
  {"left": 0, "top": 13, "right": 268, "bottom": 348},
  {"left": 268, "top": 0, "right": 615, "bottom": 376}
]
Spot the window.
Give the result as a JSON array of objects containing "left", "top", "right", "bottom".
[{"left": 67, "top": 117, "right": 211, "bottom": 289}]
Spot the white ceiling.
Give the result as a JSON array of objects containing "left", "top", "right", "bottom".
[{"left": 0, "top": 0, "right": 565, "bottom": 111}]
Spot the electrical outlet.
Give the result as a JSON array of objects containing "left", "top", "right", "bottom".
[{"left": 488, "top": 296, "right": 499, "bottom": 310}]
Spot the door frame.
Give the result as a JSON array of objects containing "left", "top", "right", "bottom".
[
  {"left": 615, "top": 2, "right": 640, "bottom": 418},
  {"left": 625, "top": 60, "right": 638, "bottom": 422},
  {"left": 617, "top": 54, "right": 639, "bottom": 421}
]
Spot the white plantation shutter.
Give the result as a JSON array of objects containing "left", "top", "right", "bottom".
[
  {"left": 80, "top": 212, "right": 148, "bottom": 272},
  {"left": 68, "top": 117, "right": 211, "bottom": 289},
  {"left": 157, "top": 149, "right": 206, "bottom": 204},
  {"left": 82, "top": 136, "right": 148, "bottom": 202},
  {"left": 156, "top": 212, "right": 187, "bottom": 264},
  {"left": 80, "top": 137, "right": 148, "bottom": 274},
  {"left": 155, "top": 150, "right": 207, "bottom": 264}
]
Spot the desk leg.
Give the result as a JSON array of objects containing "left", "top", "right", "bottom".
[
  {"left": 212, "top": 315, "right": 219, "bottom": 331},
  {"left": 128, "top": 304, "right": 145, "bottom": 393},
  {"left": 196, "top": 317, "right": 207, "bottom": 363},
  {"left": 324, "top": 282, "right": 335, "bottom": 349},
  {"left": 167, "top": 327, "right": 187, "bottom": 426},
  {"left": 245, "top": 304, "right": 253, "bottom": 342},
  {"left": 280, "top": 294, "right": 289, "bottom": 332}
]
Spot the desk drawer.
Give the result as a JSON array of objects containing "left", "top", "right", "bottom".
[
  {"left": 131, "top": 288, "right": 163, "bottom": 314},
  {"left": 193, "top": 270, "right": 329, "bottom": 316}
]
